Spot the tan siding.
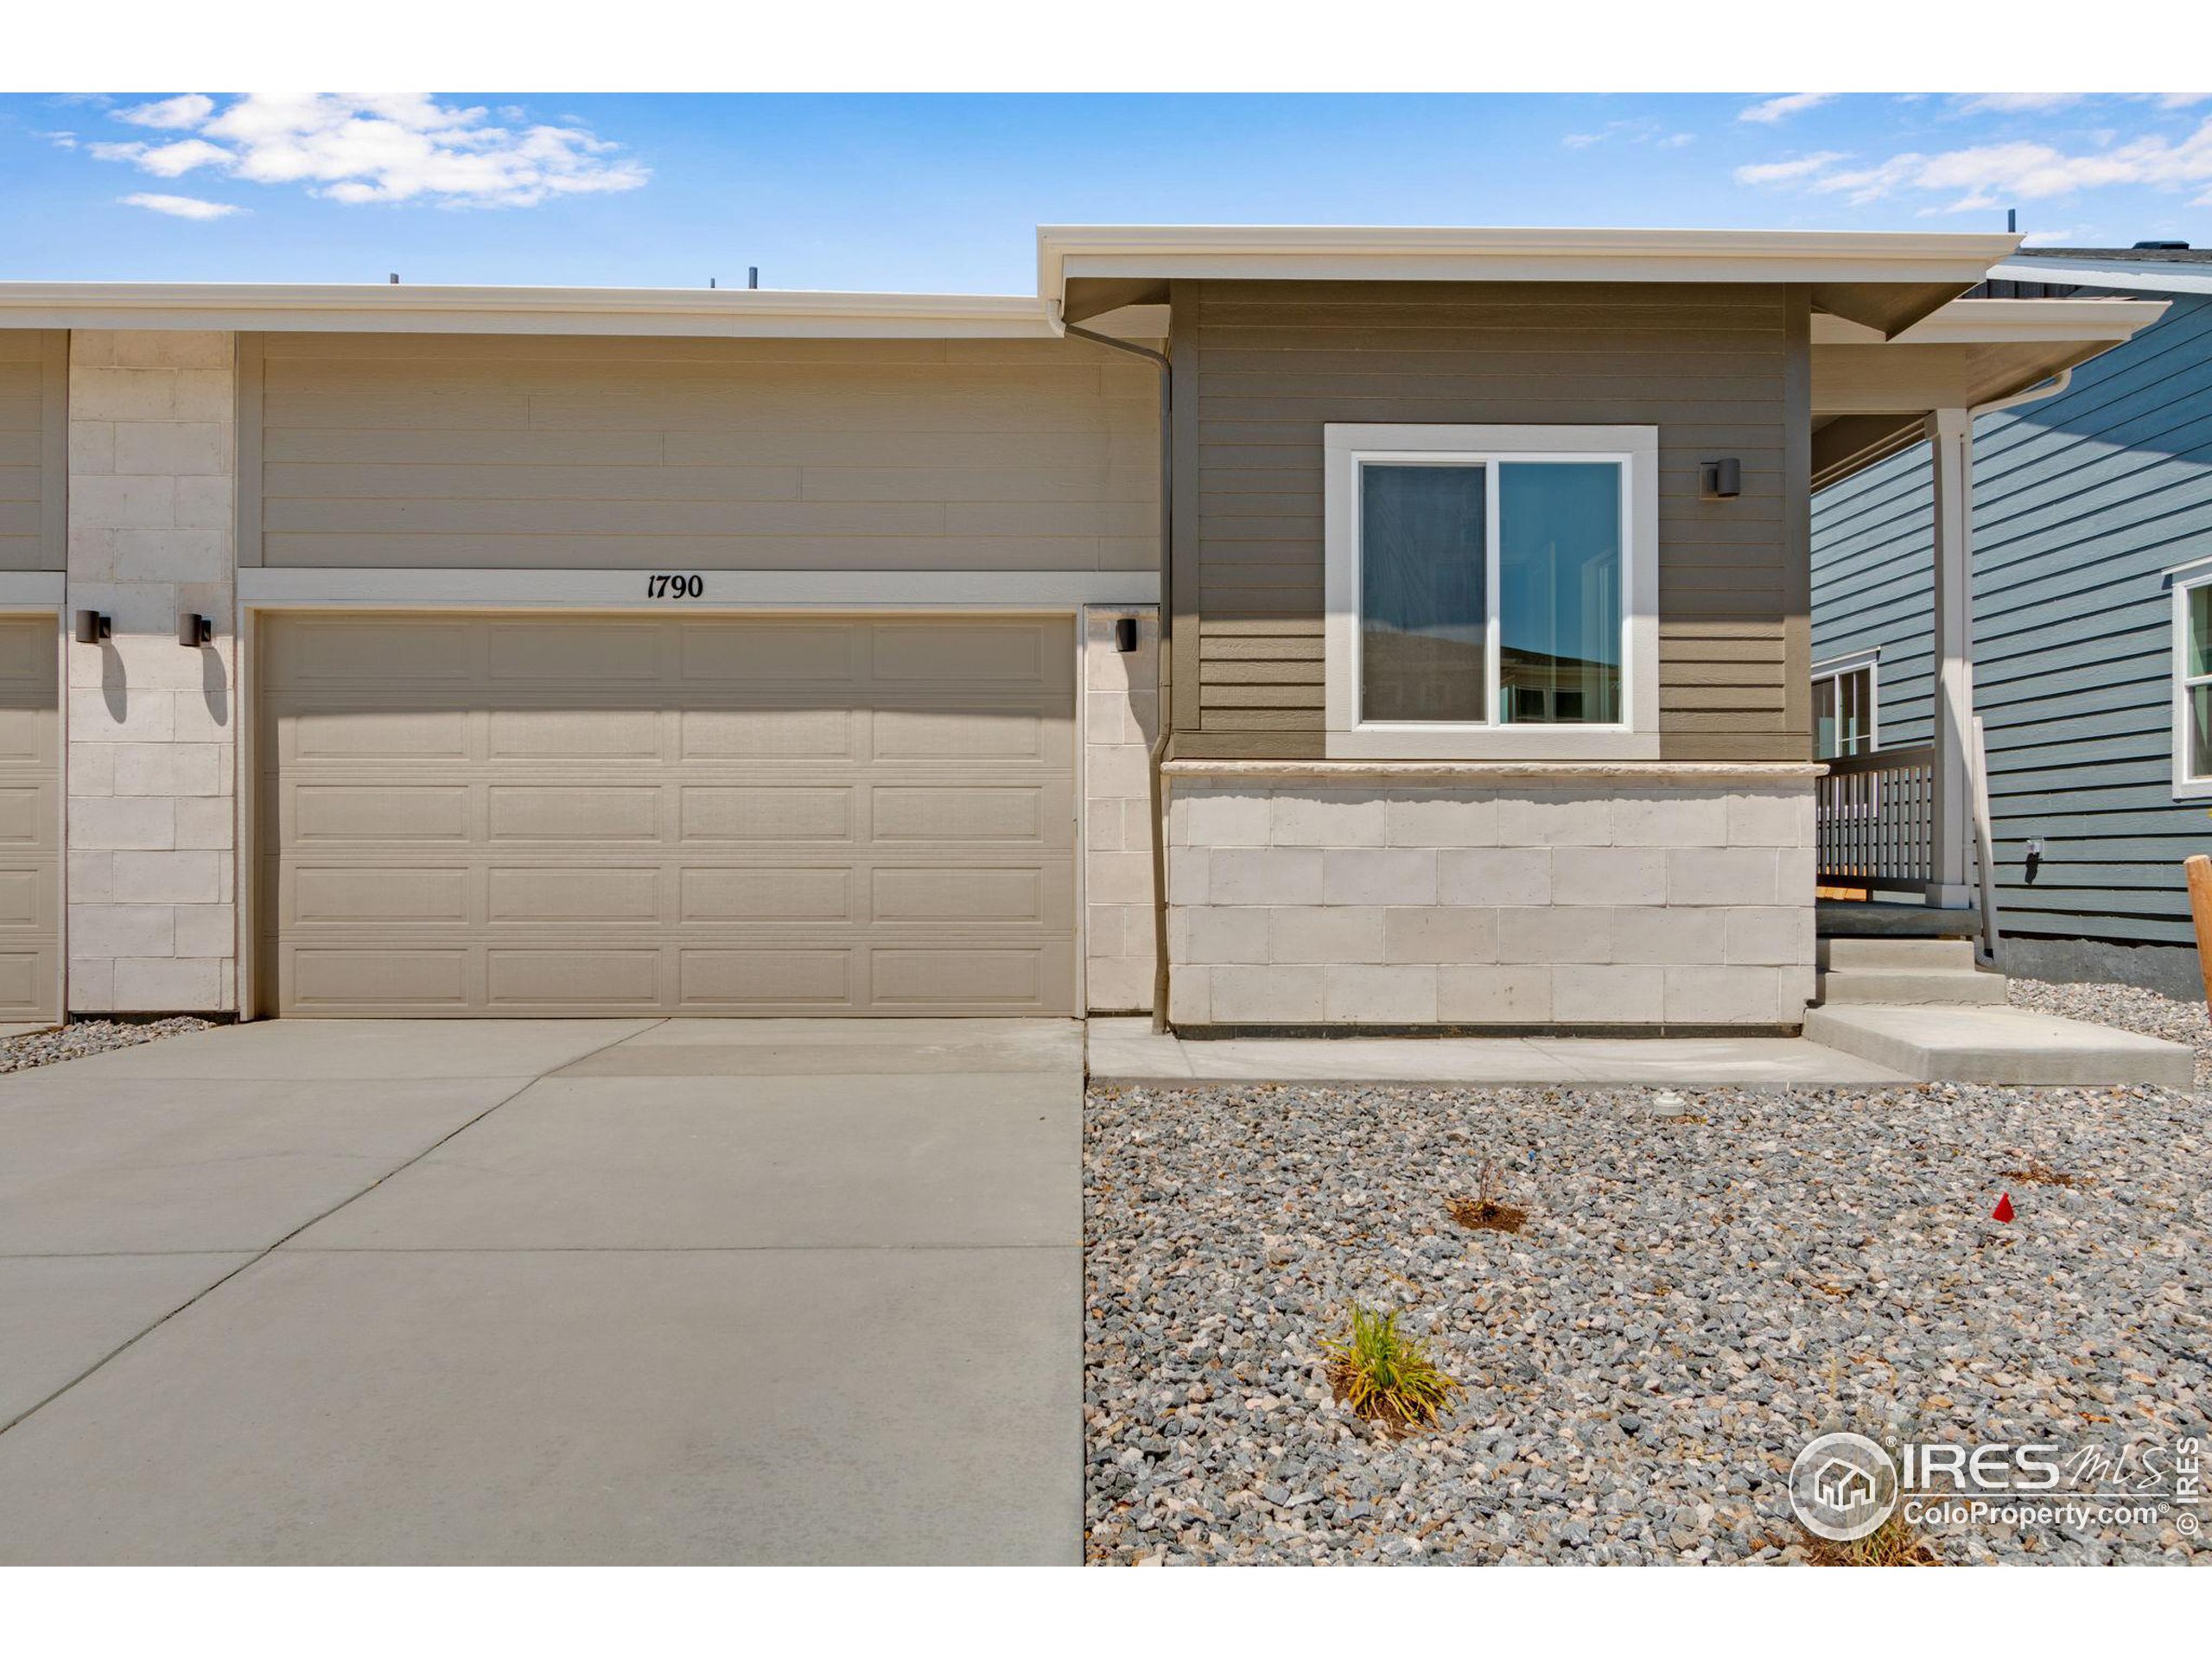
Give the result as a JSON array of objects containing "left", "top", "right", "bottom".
[
  {"left": 1174, "top": 281, "right": 1809, "bottom": 762},
  {"left": 251, "top": 334, "right": 1158, "bottom": 571},
  {"left": 0, "top": 333, "right": 62, "bottom": 574}
]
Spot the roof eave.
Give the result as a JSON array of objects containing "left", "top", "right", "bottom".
[
  {"left": 1040, "top": 224, "right": 2022, "bottom": 312},
  {"left": 0, "top": 283, "right": 1062, "bottom": 339}
]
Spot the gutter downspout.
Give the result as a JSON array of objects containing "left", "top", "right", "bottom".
[
  {"left": 1064, "top": 321, "right": 1174, "bottom": 1033},
  {"left": 1974, "top": 365, "right": 2072, "bottom": 419},
  {"left": 1948, "top": 365, "right": 2069, "bottom": 965}
]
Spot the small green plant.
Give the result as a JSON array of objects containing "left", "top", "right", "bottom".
[{"left": 1321, "top": 1305, "right": 1460, "bottom": 1435}]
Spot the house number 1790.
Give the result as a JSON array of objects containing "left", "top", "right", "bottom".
[{"left": 645, "top": 574, "right": 705, "bottom": 598}]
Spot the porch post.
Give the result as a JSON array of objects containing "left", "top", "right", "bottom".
[{"left": 1927, "top": 405, "right": 1974, "bottom": 908}]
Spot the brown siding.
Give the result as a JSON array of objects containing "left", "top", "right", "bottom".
[
  {"left": 1173, "top": 281, "right": 1810, "bottom": 761},
  {"left": 0, "top": 332, "right": 64, "bottom": 573},
  {"left": 250, "top": 333, "right": 1158, "bottom": 571}
]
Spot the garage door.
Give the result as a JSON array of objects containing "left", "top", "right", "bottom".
[
  {"left": 256, "top": 613, "right": 1076, "bottom": 1016},
  {"left": 0, "top": 615, "right": 57, "bottom": 1023}
]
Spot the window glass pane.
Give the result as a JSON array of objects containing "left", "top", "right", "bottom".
[
  {"left": 1838, "top": 666, "right": 1872, "bottom": 756},
  {"left": 1498, "top": 461, "right": 1622, "bottom": 723},
  {"left": 1358, "top": 463, "right": 1487, "bottom": 722},
  {"left": 2191, "top": 585, "right": 2212, "bottom": 677},
  {"left": 2192, "top": 684, "right": 2212, "bottom": 779},
  {"left": 1814, "top": 676, "right": 1839, "bottom": 760}
]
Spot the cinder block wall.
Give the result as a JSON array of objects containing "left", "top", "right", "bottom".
[
  {"left": 65, "top": 330, "right": 237, "bottom": 1014},
  {"left": 1082, "top": 606, "right": 1159, "bottom": 1013},
  {"left": 1166, "top": 780, "right": 1815, "bottom": 1029}
]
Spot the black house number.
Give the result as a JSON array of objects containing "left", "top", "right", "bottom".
[{"left": 645, "top": 574, "right": 705, "bottom": 599}]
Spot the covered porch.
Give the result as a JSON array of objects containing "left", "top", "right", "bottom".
[{"left": 1806, "top": 296, "right": 2167, "bottom": 938}]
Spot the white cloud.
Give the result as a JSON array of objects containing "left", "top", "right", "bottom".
[
  {"left": 117, "top": 93, "right": 216, "bottom": 129},
  {"left": 1735, "top": 115, "right": 2212, "bottom": 208},
  {"left": 2018, "top": 227, "right": 2087, "bottom": 246},
  {"left": 121, "top": 193, "right": 245, "bottom": 220},
  {"left": 79, "top": 93, "right": 648, "bottom": 209},
  {"left": 1955, "top": 93, "right": 2084, "bottom": 115},
  {"left": 1734, "top": 150, "right": 1849, "bottom": 186},
  {"left": 90, "top": 137, "right": 233, "bottom": 177},
  {"left": 1738, "top": 93, "right": 1832, "bottom": 125},
  {"left": 1564, "top": 118, "right": 1697, "bottom": 153}
]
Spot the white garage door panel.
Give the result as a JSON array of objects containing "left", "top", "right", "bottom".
[
  {"left": 258, "top": 613, "right": 1077, "bottom": 1016},
  {"left": 0, "top": 616, "right": 56, "bottom": 1023}
]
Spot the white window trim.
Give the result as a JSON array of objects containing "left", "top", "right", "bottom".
[
  {"left": 1811, "top": 648, "right": 1881, "bottom": 757},
  {"left": 1324, "top": 423, "right": 1660, "bottom": 760},
  {"left": 2173, "top": 569, "right": 2212, "bottom": 800}
]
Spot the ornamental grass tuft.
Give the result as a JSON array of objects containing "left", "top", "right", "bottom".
[{"left": 1321, "top": 1304, "right": 1460, "bottom": 1436}]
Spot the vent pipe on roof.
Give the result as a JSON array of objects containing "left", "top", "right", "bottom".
[
  {"left": 2007, "top": 208, "right": 2017, "bottom": 234},
  {"left": 747, "top": 267, "right": 759, "bottom": 289}
]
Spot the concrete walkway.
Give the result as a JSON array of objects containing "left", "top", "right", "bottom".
[
  {"left": 1087, "top": 1017, "right": 1913, "bottom": 1086},
  {"left": 0, "top": 1018, "right": 1082, "bottom": 1565}
]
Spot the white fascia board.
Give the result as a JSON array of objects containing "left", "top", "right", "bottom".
[
  {"left": 1891, "top": 296, "right": 2170, "bottom": 344},
  {"left": 1993, "top": 257, "right": 2212, "bottom": 296},
  {"left": 1039, "top": 224, "right": 2022, "bottom": 301},
  {"left": 0, "top": 283, "right": 1060, "bottom": 339}
]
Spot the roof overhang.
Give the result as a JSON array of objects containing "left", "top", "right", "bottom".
[
  {"left": 1042, "top": 224, "right": 2024, "bottom": 334},
  {"left": 1810, "top": 296, "right": 2169, "bottom": 489},
  {"left": 1991, "top": 257, "right": 2212, "bottom": 296},
  {"left": 0, "top": 283, "right": 1063, "bottom": 340}
]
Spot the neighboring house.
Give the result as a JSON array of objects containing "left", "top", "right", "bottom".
[
  {"left": 0, "top": 226, "right": 2155, "bottom": 1030},
  {"left": 1811, "top": 245, "right": 2212, "bottom": 995}
]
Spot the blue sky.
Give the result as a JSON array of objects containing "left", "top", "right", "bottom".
[{"left": 3, "top": 92, "right": 2209, "bottom": 291}]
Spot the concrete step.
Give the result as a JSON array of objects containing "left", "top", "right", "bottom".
[
  {"left": 1816, "top": 899, "right": 1980, "bottom": 938},
  {"left": 1815, "top": 967, "right": 2009, "bottom": 1006},
  {"left": 1802, "top": 1003, "right": 2196, "bottom": 1087},
  {"left": 1818, "top": 936, "right": 1981, "bottom": 973}
]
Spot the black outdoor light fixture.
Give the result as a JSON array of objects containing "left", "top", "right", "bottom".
[
  {"left": 1114, "top": 616, "right": 1140, "bottom": 653},
  {"left": 178, "top": 612, "right": 213, "bottom": 648},
  {"left": 73, "top": 609, "right": 111, "bottom": 645},
  {"left": 1700, "top": 458, "right": 1743, "bottom": 499}
]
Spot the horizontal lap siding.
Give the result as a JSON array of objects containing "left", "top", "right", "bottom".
[
  {"left": 1179, "top": 282, "right": 1804, "bottom": 760},
  {"left": 0, "top": 333, "right": 59, "bottom": 573},
  {"left": 251, "top": 333, "right": 1158, "bottom": 570},
  {"left": 1810, "top": 291, "right": 2212, "bottom": 947}
]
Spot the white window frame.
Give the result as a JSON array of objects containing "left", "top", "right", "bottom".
[
  {"left": 1811, "top": 647, "right": 1881, "bottom": 760},
  {"left": 2172, "top": 565, "right": 2212, "bottom": 799},
  {"left": 1324, "top": 423, "right": 1660, "bottom": 760}
]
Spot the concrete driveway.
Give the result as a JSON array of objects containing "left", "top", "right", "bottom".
[{"left": 0, "top": 1018, "right": 1082, "bottom": 1565}]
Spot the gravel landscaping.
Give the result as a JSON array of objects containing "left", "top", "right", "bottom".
[
  {"left": 0, "top": 1016, "right": 218, "bottom": 1077},
  {"left": 1085, "top": 1076, "right": 2209, "bottom": 1565}
]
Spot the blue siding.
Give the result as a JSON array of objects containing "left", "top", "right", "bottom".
[{"left": 1810, "top": 290, "right": 2212, "bottom": 949}]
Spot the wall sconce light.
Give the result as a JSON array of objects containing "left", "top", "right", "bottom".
[
  {"left": 73, "top": 610, "right": 111, "bottom": 645},
  {"left": 1114, "top": 616, "right": 1139, "bottom": 653},
  {"left": 1700, "top": 458, "right": 1743, "bottom": 499},
  {"left": 178, "top": 612, "right": 213, "bottom": 648}
]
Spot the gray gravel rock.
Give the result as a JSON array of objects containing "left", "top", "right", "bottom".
[
  {"left": 1084, "top": 1077, "right": 2209, "bottom": 1565},
  {"left": 0, "top": 1016, "right": 217, "bottom": 1077}
]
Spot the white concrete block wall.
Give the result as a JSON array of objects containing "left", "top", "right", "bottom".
[
  {"left": 1082, "top": 606, "right": 1159, "bottom": 1013},
  {"left": 1166, "top": 779, "right": 1816, "bottom": 1029},
  {"left": 66, "top": 330, "right": 237, "bottom": 1014}
]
